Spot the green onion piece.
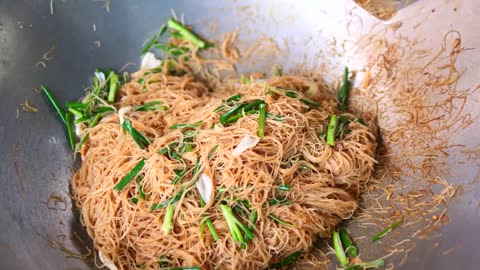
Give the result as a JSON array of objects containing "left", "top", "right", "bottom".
[
  {"left": 121, "top": 119, "right": 151, "bottom": 149},
  {"left": 208, "top": 144, "right": 219, "bottom": 160},
  {"left": 151, "top": 190, "right": 184, "bottom": 211},
  {"left": 169, "top": 150, "right": 187, "bottom": 185},
  {"left": 141, "top": 26, "right": 165, "bottom": 55},
  {"left": 65, "top": 102, "right": 86, "bottom": 110},
  {"left": 266, "top": 113, "right": 286, "bottom": 121},
  {"left": 76, "top": 132, "right": 90, "bottom": 151},
  {"left": 167, "top": 18, "right": 207, "bottom": 48},
  {"left": 93, "top": 106, "right": 115, "bottom": 114},
  {"left": 67, "top": 107, "right": 83, "bottom": 118},
  {"left": 338, "top": 67, "right": 350, "bottom": 111},
  {"left": 336, "top": 116, "right": 350, "bottom": 139},
  {"left": 268, "top": 197, "right": 293, "bottom": 206},
  {"left": 268, "top": 214, "right": 293, "bottom": 226},
  {"left": 114, "top": 158, "right": 146, "bottom": 192},
  {"left": 158, "top": 256, "right": 167, "bottom": 267},
  {"left": 326, "top": 115, "right": 339, "bottom": 146},
  {"left": 41, "top": 86, "right": 67, "bottom": 124},
  {"left": 277, "top": 184, "right": 291, "bottom": 191},
  {"left": 270, "top": 251, "right": 302, "bottom": 269},
  {"left": 258, "top": 103, "right": 266, "bottom": 138},
  {"left": 131, "top": 197, "right": 139, "bottom": 204},
  {"left": 225, "top": 93, "right": 242, "bottom": 105},
  {"left": 137, "top": 175, "right": 146, "bottom": 200},
  {"left": 371, "top": 219, "right": 403, "bottom": 242},
  {"left": 219, "top": 103, "right": 246, "bottom": 124},
  {"left": 65, "top": 113, "right": 76, "bottom": 151},
  {"left": 339, "top": 229, "right": 358, "bottom": 257},
  {"left": 169, "top": 121, "right": 203, "bottom": 129},
  {"left": 299, "top": 97, "right": 321, "bottom": 108},
  {"left": 89, "top": 113, "right": 101, "bottom": 128},
  {"left": 220, "top": 204, "right": 254, "bottom": 247},
  {"left": 332, "top": 230, "right": 349, "bottom": 266},
  {"left": 133, "top": 101, "right": 164, "bottom": 111},
  {"left": 74, "top": 115, "right": 91, "bottom": 125},
  {"left": 107, "top": 72, "right": 120, "bottom": 103},
  {"left": 285, "top": 90, "right": 298, "bottom": 98},
  {"left": 200, "top": 198, "right": 219, "bottom": 241},
  {"left": 345, "top": 259, "right": 385, "bottom": 270},
  {"left": 352, "top": 118, "right": 365, "bottom": 125},
  {"left": 162, "top": 204, "right": 175, "bottom": 235}
]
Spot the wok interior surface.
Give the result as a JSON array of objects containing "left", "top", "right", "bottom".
[{"left": 0, "top": 0, "right": 479, "bottom": 269}]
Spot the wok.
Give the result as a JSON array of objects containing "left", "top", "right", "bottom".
[{"left": 0, "top": 0, "right": 479, "bottom": 269}]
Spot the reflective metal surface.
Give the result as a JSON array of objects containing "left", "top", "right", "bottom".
[{"left": 0, "top": 1, "right": 478, "bottom": 269}]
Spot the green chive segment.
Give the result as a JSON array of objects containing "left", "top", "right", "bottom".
[
  {"left": 332, "top": 230, "right": 349, "bottom": 266},
  {"left": 65, "top": 113, "right": 76, "bottom": 151},
  {"left": 371, "top": 219, "right": 403, "bottom": 242},
  {"left": 107, "top": 72, "right": 120, "bottom": 103},
  {"left": 338, "top": 67, "right": 350, "bottom": 111},
  {"left": 41, "top": 86, "right": 67, "bottom": 124},
  {"left": 114, "top": 158, "right": 146, "bottom": 192},
  {"left": 345, "top": 259, "right": 385, "bottom": 270},
  {"left": 167, "top": 18, "right": 207, "bottom": 48},
  {"left": 220, "top": 204, "right": 254, "bottom": 248},
  {"left": 121, "top": 119, "right": 151, "bottom": 149},
  {"left": 258, "top": 103, "right": 266, "bottom": 138},
  {"left": 162, "top": 204, "right": 175, "bottom": 235},
  {"left": 339, "top": 229, "right": 358, "bottom": 257},
  {"left": 270, "top": 251, "right": 302, "bottom": 269},
  {"left": 326, "top": 115, "right": 339, "bottom": 146}
]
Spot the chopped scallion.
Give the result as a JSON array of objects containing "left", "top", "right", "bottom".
[
  {"left": 208, "top": 144, "right": 219, "bottom": 160},
  {"left": 133, "top": 101, "right": 166, "bottom": 112},
  {"left": 326, "top": 115, "right": 339, "bottom": 146},
  {"left": 276, "top": 184, "right": 291, "bottom": 191},
  {"left": 121, "top": 119, "right": 151, "bottom": 149},
  {"left": 270, "top": 251, "right": 302, "bottom": 269},
  {"left": 162, "top": 204, "right": 175, "bottom": 235},
  {"left": 258, "top": 103, "right": 266, "bottom": 138},
  {"left": 169, "top": 121, "right": 203, "bottom": 129},
  {"left": 338, "top": 67, "right": 350, "bottom": 111},
  {"left": 114, "top": 158, "right": 146, "bottom": 192},
  {"left": 345, "top": 259, "right": 384, "bottom": 270},
  {"left": 107, "top": 72, "right": 119, "bottom": 103},
  {"left": 220, "top": 204, "right": 254, "bottom": 248},
  {"left": 339, "top": 229, "right": 358, "bottom": 257},
  {"left": 41, "top": 86, "right": 67, "bottom": 124},
  {"left": 268, "top": 214, "right": 293, "bottom": 226},
  {"left": 65, "top": 113, "right": 76, "bottom": 151},
  {"left": 151, "top": 190, "right": 184, "bottom": 211},
  {"left": 332, "top": 230, "right": 349, "bottom": 266},
  {"left": 167, "top": 18, "right": 207, "bottom": 48},
  {"left": 371, "top": 219, "right": 403, "bottom": 242}
]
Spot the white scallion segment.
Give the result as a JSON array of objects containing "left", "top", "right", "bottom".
[
  {"left": 118, "top": 106, "right": 132, "bottom": 125},
  {"left": 232, "top": 135, "right": 260, "bottom": 157},
  {"left": 74, "top": 116, "right": 85, "bottom": 138},
  {"left": 94, "top": 71, "right": 106, "bottom": 87},
  {"left": 98, "top": 251, "right": 118, "bottom": 270},
  {"left": 196, "top": 173, "right": 213, "bottom": 205},
  {"left": 141, "top": 52, "right": 162, "bottom": 69}
]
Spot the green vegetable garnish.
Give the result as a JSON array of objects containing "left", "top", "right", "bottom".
[
  {"left": 339, "top": 229, "right": 358, "bottom": 257},
  {"left": 159, "top": 267, "right": 200, "bottom": 270},
  {"left": 266, "top": 113, "right": 286, "bottom": 122},
  {"left": 326, "top": 115, "right": 339, "bottom": 146},
  {"left": 41, "top": 86, "right": 67, "bottom": 124},
  {"left": 200, "top": 198, "right": 219, "bottom": 241},
  {"left": 345, "top": 259, "right": 385, "bottom": 270},
  {"left": 332, "top": 230, "right": 349, "bottom": 266},
  {"left": 133, "top": 101, "right": 167, "bottom": 112},
  {"left": 276, "top": 184, "right": 291, "bottom": 191},
  {"left": 121, "top": 119, "right": 151, "bottom": 149},
  {"left": 284, "top": 90, "right": 320, "bottom": 108},
  {"left": 169, "top": 121, "right": 203, "bottom": 129},
  {"left": 107, "top": 72, "right": 120, "bottom": 103},
  {"left": 76, "top": 132, "right": 90, "bottom": 151},
  {"left": 270, "top": 251, "right": 302, "bottom": 269},
  {"left": 141, "top": 25, "right": 167, "bottom": 55},
  {"left": 167, "top": 18, "right": 207, "bottom": 48},
  {"left": 114, "top": 158, "right": 146, "bottom": 192},
  {"left": 65, "top": 113, "right": 76, "bottom": 151},
  {"left": 65, "top": 101, "right": 87, "bottom": 110},
  {"left": 151, "top": 190, "right": 184, "bottom": 211},
  {"left": 67, "top": 107, "right": 84, "bottom": 118},
  {"left": 162, "top": 204, "right": 175, "bottom": 235},
  {"left": 267, "top": 197, "right": 293, "bottom": 206},
  {"left": 89, "top": 113, "right": 101, "bottom": 128},
  {"left": 371, "top": 219, "right": 403, "bottom": 242},
  {"left": 268, "top": 214, "right": 293, "bottom": 226},
  {"left": 338, "top": 67, "right": 350, "bottom": 111},
  {"left": 258, "top": 103, "right": 266, "bottom": 138},
  {"left": 220, "top": 204, "right": 254, "bottom": 248}
]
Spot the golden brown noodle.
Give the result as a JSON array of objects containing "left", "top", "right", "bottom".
[{"left": 72, "top": 65, "right": 377, "bottom": 269}]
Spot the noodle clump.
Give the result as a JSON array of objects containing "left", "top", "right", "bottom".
[{"left": 72, "top": 67, "right": 377, "bottom": 269}]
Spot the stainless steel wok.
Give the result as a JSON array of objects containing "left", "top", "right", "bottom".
[{"left": 0, "top": 0, "right": 479, "bottom": 269}]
